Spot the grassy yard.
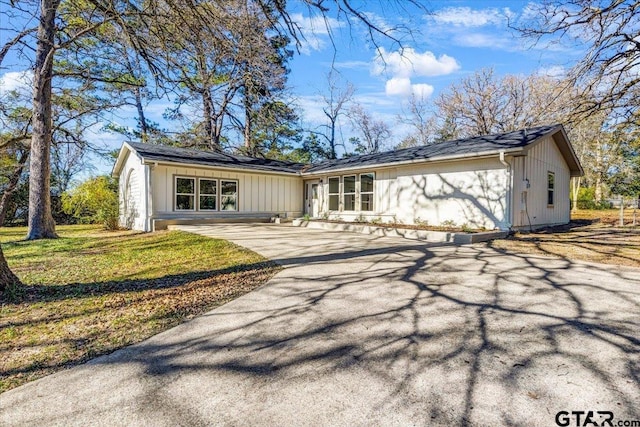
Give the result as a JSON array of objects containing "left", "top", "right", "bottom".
[
  {"left": 490, "top": 209, "right": 640, "bottom": 267},
  {"left": 0, "top": 225, "right": 279, "bottom": 393}
]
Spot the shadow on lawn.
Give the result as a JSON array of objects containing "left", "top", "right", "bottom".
[
  {"left": 71, "top": 236, "right": 640, "bottom": 426},
  {"left": 0, "top": 259, "right": 280, "bottom": 394},
  {"left": 2, "top": 261, "right": 278, "bottom": 305},
  {"left": 493, "top": 226, "right": 640, "bottom": 268}
]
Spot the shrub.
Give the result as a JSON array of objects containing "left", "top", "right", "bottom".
[
  {"left": 576, "top": 187, "right": 611, "bottom": 210},
  {"left": 440, "top": 219, "right": 457, "bottom": 228},
  {"left": 62, "top": 176, "right": 119, "bottom": 230}
]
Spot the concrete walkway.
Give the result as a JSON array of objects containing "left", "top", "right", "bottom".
[{"left": 1, "top": 224, "right": 639, "bottom": 426}]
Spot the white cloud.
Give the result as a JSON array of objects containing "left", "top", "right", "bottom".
[
  {"left": 385, "top": 77, "right": 412, "bottom": 96},
  {"left": 362, "top": 12, "right": 394, "bottom": 34},
  {"left": 332, "top": 60, "right": 371, "bottom": 70},
  {"left": 410, "top": 83, "right": 434, "bottom": 99},
  {"left": 373, "top": 47, "right": 460, "bottom": 78},
  {"left": 454, "top": 33, "right": 509, "bottom": 49},
  {"left": 384, "top": 77, "right": 433, "bottom": 98},
  {"left": 536, "top": 65, "right": 566, "bottom": 78},
  {"left": 0, "top": 70, "right": 33, "bottom": 95},
  {"left": 372, "top": 47, "right": 455, "bottom": 99},
  {"left": 433, "top": 7, "right": 513, "bottom": 27},
  {"left": 290, "top": 13, "right": 345, "bottom": 55}
]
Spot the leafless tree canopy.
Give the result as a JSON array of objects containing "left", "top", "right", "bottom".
[
  {"left": 434, "top": 68, "right": 574, "bottom": 139},
  {"left": 517, "top": 0, "right": 640, "bottom": 124}
]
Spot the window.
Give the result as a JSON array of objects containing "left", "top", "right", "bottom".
[
  {"left": 360, "top": 173, "right": 374, "bottom": 211},
  {"left": 220, "top": 180, "right": 238, "bottom": 211},
  {"left": 343, "top": 175, "right": 356, "bottom": 211},
  {"left": 175, "top": 177, "right": 195, "bottom": 210},
  {"left": 328, "top": 177, "right": 340, "bottom": 211},
  {"left": 547, "top": 172, "right": 555, "bottom": 206},
  {"left": 199, "top": 179, "right": 217, "bottom": 210}
]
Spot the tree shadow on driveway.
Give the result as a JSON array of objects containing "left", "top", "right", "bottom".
[{"left": 1, "top": 228, "right": 639, "bottom": 427}]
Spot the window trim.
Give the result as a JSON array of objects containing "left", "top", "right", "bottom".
[
  {"left": 359, "top": 173, "right": 375, "bottom": 212},
  {"left": 220, "top": 179, "right": 239, "bottom": 212},
  {"left": 547, "top": 171, "right": 555, "bottom": 207},
  {"left": 175, "top": 176, "right": 196, "bottom": 211},
  {"left": 198, "top": 178, "right": 218, "bottom": 211},
  {"left": 172, "top": 175, "right": 240, "bottom": 212},
  {"left": 328, "top": 176, "right": 340, "bottom": 212},
  {"left": 342, "top": 175, "right": 357, "bottom": 212}
]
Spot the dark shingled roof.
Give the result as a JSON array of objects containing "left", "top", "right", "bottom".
[
  {"left": 304, "top": 124, "right": 563, "bottom": 173},
  {"left": 122, "top": 125, "right": 567, "bottom": 175},
  {"left": 126, "top": 142, "right": 306, "bottom": 174}
]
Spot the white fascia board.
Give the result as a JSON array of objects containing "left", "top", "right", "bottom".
[
  {"left": 141, "top": 159, "right": 301, "bottom": 177},
  {"left": 300, "top": 147, "right": 525, "bottom": 177},
  {"left": 111, "top": 142, "right": 140, "bottom": 178}
]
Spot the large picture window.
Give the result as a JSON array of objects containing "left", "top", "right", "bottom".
[
  {"left": 174, "top": 176, "right": 239, "bottom": 212},
  {"left": 360, "top": 173, "right": 374, "bottom": 211},
  {"left": 328, "top": 177, "right": 340, "bottom": 211},
  {"left": 547, "top": 172, "right": 555, "bottom": 206},
  {"left": 221, "top": 180, "right": 238, "bottom": 211},
  {"left": 175, "top": 177, "right": 195, "bottom": 210},
  {"left": 343, "top": 175, "right": 356, "bottom": 211},
  {"left": 199, "top": 179, "right": 217, "bottom": 210}
]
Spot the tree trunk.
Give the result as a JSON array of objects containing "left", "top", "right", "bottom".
[
  {"left": 244, "top": 99, "right": 253, "bottom": 155},
  {"left": 134, "top": 87, "right": 148, "bottom": 142},
  {"left": 202, "top": 89, "right": 219, "bottom": 151},
  {"left": 595, "top": 174, "right": 603, "bottom": 204},
  {"left": 571, "top": 176, "right": 581, "bottom": 212},
  {"left": 0, "top": 243, "right": 20, "bottom": 294},
  {"left": 27, "top": 0, "right": 60, "bottom": 240},
  {"left": 594, "top": 142, "right": 603, "bottom": 203},
  {"left": 0, "top": 150, "right": 29, "bottom": 226},
  {"left": 329, "top": 118, "right": 337, "bottom": 160}
]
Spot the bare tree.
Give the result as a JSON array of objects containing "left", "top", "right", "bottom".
[
  {"left": 0, "top": 149, "right": 29, "bottom": 226},
  {"left": 517, "top": 0, "right": 640, "bottom": 124},
  {"left": 568, "top": 113, "right": 622, "bottom": 204},
  {"left": 349, "top": 104, "right": 391, "bottom": 154},
  {"left": 434, "top": 68, "right": 572, "bottom": 138},
  {"left": 397, "top": 93, "right": 437, "bottom": 147},
  {"left": 0, "top": 0, "right": 430, "bottom": 289},
  {"left": 316, "top": 71, "right": 354, "bottom": 159}
]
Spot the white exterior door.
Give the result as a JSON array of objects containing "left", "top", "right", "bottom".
[{"left": 305, "top": 180, "right": 320, "bottom": 217}]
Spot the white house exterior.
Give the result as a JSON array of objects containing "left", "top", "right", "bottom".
[{"left": 112, "top": 125, "right": 583, "bottom": 232}]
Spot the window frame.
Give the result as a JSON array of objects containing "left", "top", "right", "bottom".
[
  {"left": 198, "top": 178, "right": 218, "bottom": 211},
  {"left": 342, "top": 175, "right": 357, "bottom": 212},
  {"left": 175, "top": 176, "right": 196, "bottom": 211},
  {"left": 547, "top": 171, "right": 555, "bottom": 207},
  {"left": 220, "top": 179, "right": 239, "bottom": 212},
  {"left": 359, "top": 173, "right": 375, "bottom": 212},
  {"left": 328, "top": 176, "right": 340, "bottom": 211}
]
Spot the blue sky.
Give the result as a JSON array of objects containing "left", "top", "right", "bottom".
[
  {"left": 285, "top": 0, "right": 577, "bottom": 149},
  {"left": 0, "top": 0, "right": 582, "bottom": 176}
]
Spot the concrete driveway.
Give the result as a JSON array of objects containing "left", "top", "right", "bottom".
[{"left": 1, "top": 224, "right": 639, "bottom": 427}]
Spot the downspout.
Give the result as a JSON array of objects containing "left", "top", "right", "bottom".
[
  {"left": 499, "top": 151, "right": 512, "bottom": 231},
  {"left": 146, "top": 162, "right": 157, "bottom": 232},
  {"left": 143, "top": 163, "right": 151, "bottom": 232}
]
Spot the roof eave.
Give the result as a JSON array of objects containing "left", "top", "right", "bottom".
[
  {"left": 111, "top": 142, "right": 136, "bottom": 177},
  {"left": 300, "top": 147, "right": 526, "bottom": 176},
  {"left": 141, "top": 158, "right": 302, "bottom": 176}
]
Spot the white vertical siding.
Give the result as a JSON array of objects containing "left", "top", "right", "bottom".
[
  {"left": 150, "top": 165, "right": 303, "bottom": 219},
  {"left": 118, "top": 151, "right": 148, "bottom": 231},
  {"left": 512, "top": 135, "right": 570, "bottom": 228},
  {"left": 387, "top": 158, "right": 509, "bottom": 229},
  {"left": 310, "top": 158, "right": 509, "bottom": 229}
]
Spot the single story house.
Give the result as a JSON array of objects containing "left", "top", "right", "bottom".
[{"left": 112, "top": 124, "right": 583, "bottom": 232}]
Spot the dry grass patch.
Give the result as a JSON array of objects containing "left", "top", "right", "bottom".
[
  {"left": 0, "top": 225, "right": 279, "bottom": 393},
  {"left": 490, "top": 210, "right": 640, "bottom": 268}
]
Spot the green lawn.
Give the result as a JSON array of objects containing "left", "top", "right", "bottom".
[{"left": 0, "top": 225, "right": 279, "bottom": 393}]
